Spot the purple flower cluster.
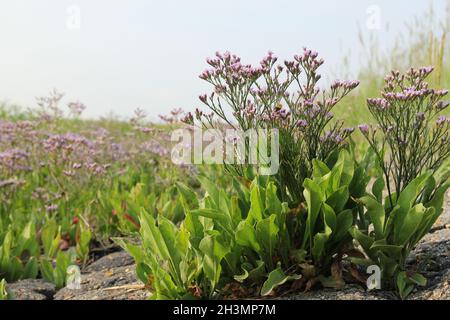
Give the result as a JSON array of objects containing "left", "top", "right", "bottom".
[
  {"left": 200, "top": 51, "right": 261, "bottom": 85},
  {"left": 362, "top": 67, "right": 450, "bottom": 196},
  {"left": 196, "top": 48, "right": 360, "bottom": 202},
  {"left": 0, "top": 148, "right": 31, "bottom": 171},
  {"left": 67, "top": 101, "right": 87, "bottom": 117}
]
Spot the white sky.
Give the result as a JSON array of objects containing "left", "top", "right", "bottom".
[{"left": 0, "top": 0, "right": 447, "bottom": 120}]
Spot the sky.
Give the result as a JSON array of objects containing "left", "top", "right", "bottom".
[{"left": 0, "top": 0, "right": 447, "bottom": 120}]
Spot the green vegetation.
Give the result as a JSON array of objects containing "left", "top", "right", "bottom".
[{"left": 0, "top": 5, "right": 449, "bottom": 300}]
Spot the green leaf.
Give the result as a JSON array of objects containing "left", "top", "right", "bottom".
[
  {"left": 302, "top": 179, "right": 324, "bottom": 249},
  {"left": 249, "top": 182, "right": 264, "bottom": 221},
  {"left": 256, "top": 215, "right": 279, "bottom": 267},
  {"left": 158, "top": 216, "right": 184, "bottom": 284},
  {"left": 370, "top": 241, "right": 403, "bottom": 257},
  {"left": 409, "top": 272, "right": 427, "bottom": 287},
  {"left": 397, "top": 172, "right": 432, "bottom": 209},
  {"left": 395, "top": 204, "right": 425, "bottom": 245},
  {"left": 199, "top": 235, "right": 229, "bottom": 290},
  {"left": 260, "top": 265, "right": 301, "bottom": 296},
  {"left": 312, "top": 232, "right": 329, "bottom": 262},
  {"left": 332, "top": 210, "right": 353, "bottom": 242},
  {"left": 349, "top": 227, "right": 374, "bottom": 256},
  {"left": 191, "top": 209, "right": 233, "bottom": 236},
  {"left": 265, "top": 182, "right": 283, "bottom": 216},
  {"left": 372, "top": 176, "right": 385, "bottom": 202},
  {"left": 312, "top": 159, "right": 330, "bottom": 178},
  {"left": 235, "top": 221, "right": 261, "bottom": 253},
  {"left": 198, "top": 176, "right": 220, "bottom": 207},
  {"left": 337, "top": 149, "right": 354, "bottom": 187},
  {"left": 349, "top": 166, "right": 370, "bottom": 198},
  {"left": 23, "top": 257, "right": 39, "bottom": 279},
  {"left": 322, "top": 203, "right": 336, "bottom": 232},
  {"left": 139, "top": 210, "right": 171, "bottom": 262},
  {"left": 396, "top": 271, "right": 414, "bottom": 299},
  {"left": 326, "top": 186, "right": 349, "bottom": 213},
  {"left": 360, "top": 196, "right": 385, "bottom": 240},
  {"left": 175, "top": 182, "right": 199, "bottom": 207}
]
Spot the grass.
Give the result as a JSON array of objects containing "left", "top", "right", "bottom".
[{"left": 334, "top": 2, "right": 450, "bottom": 129}]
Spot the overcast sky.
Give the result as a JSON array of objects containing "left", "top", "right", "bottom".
[{"left": 0, "top": 0, "right": 447, "bottom": 120}]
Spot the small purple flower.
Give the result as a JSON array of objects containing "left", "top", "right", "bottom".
[
  {"left": 343, "top": 127, "right": 355, "bottom": 134},
  {"left": 358, "top": 124, "right": 370, "bottom": 134},
  {"left": 436, "top": 101, "right": 449, "bottom": 110},
  {"left": 296, "top": 119, "right": 308, "bottom": 127},
  {"left": 46, "top": 204, "right": 59, "bottom": 213},
  {"left": 436, "top": 115, "right": 449, "bottom": 126}
]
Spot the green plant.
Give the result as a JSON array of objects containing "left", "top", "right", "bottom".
[
  {"left": 0, "top": 279, "right": 11, "bottom": 300},
  {"left": 40, "top": 250, "right": 74, "bottom": 290},
  {"left": 0, "top": 223, "right": 39, "bottom": 282},
  {"left": 194, "top": 175, "right": 294, "bottom": 295},
  {"left": 360, "top": 67, "right": 449, "bottom": 206},
  {"left": 116, "top": 213, "right": 206, "bottom": 299},
  {"left": 75, "top": 223, "right": 92, "bottom": 266},
  {"left": 350, "top": 170, "right": 449, "bottom": 298},
  {"left": 39, "top": 219, "right": 77, "bottom": 289},
  {"left": 118, "top": 176, "right": 298, "bottom": 299},
  {"left": 352, "top": 67, "right": 450, "bottom": 298},
  {"left": 291, "top": 149, "right": 373, "bottom": 287},
  {"left": 191, "top": 49, "right": 359, "bottom": 205}
]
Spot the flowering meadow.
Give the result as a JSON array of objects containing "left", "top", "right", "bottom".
[
  {"left": 2, "top": 4, "right": 450, "bottom": 300},
  {"left": 2, "top": 41, "right": 448, "bottom": 301},
  {"left": 0, "top": 95, "right": 198, "bottom": 290}
]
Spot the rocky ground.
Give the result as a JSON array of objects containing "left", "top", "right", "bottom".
[{"left": 7, "top": 191, "right": 449, "bottom": 300}]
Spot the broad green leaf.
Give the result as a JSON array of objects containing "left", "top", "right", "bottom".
[
  {"left": 312, "top": 232, "right": 329, "bottom": 262},
  {"left": 191, "top": 209, "right": 233, "bottom": 236},
  {"left": 408, "top": 272, "right": 427, "bottom": 287},
  {"left": 302, "top": 179, "right": 324, "bottom": 249},
  {"left": 198, "top": 176, "right": 220, "bottom": 207},
  {"left": 23, "top": 257, "right": 38, "bottom": 279},
  {"left": 326, "top": 186, "right": 349, "bottom": 213},
  {"left": 338, "top": 149, "right": 354, "bottom": 187},
  {"left": 349, "top": 166, "right": 370, "bottom": 198},
  {"left": 397, "top": 271, "right": 414, "bottom": 299},
  {"left": 372, "top": 176, "right": 385, "bottom": 202},
  {"left": 260, "top": 265, "right": 301, "bottom": 296},
  {"left": 312, "top": 159, "right": 330, "bottom": 178},
  {"left": 199, "top": 235, "right": 229, "bottom": 289},
  {"left": 349, "top": 227, "right": 374, "bottom": 255},
  {"left": 158, "top": 216, "right": 183, "bottom": 284},
  {"left": 425, "top": 180, "right": 450, "bottom": 216},
  {"left": 411, "top": 207, "right": 436, "bottom": 246},
  {"left": 360, "top": 196, "right": 385, "bottom": 240},
  {"left": 332, "top": 210, "right": 353, "bottom": 242},
  {"left": 139, "top": 210, "right": 170, "bottom": 262},
  {"left": 256, "top": 215, "right": 279, "bottom": 266},
  {"left": 265, "top": 182, "right": 283, "bottom": 216},
  {"left": 397, "top": 172, "right": 432, "bottom": 209},
  {"left": 175, "top": 182, "right": 199, "bottom": 207},
  {"left": 370, "top": 241, "right": 403, "bottom": 257},
  {"left": 235, "top": 221, "right": 261, "bottom": 253},
  {"left": 249, "top": 182, "right": 264, "bottom": 221},
  {"left": 322, "top": 203, "right": 336, "bottom": 232},
  {"left": 395, "top": 204, "right": 425, "bottom": 245}
]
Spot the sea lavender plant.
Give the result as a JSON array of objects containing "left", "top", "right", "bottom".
[
  {"left": 67, "top": 101, "right": 86, "bottom": 117},
  {"left": 351, "top": 67, "right": 450, "bottom": 298},
  {"left": 360, "top": 67, "right": 450, "bottom": 206},
  {"left": 35, "top": 89, "right": 65, "bottom": 121},
  {"left": 193, "top": 49, "right": 359, "bottom": 203}
]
